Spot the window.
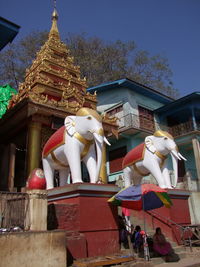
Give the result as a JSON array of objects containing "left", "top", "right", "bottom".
[
  {"left": 108, "top": 146, "right": 127, "bottom": 173},
  {"left": 107, "top": 105, "right": 123, "bottom": 117},
  {"left": 138, "top": 106, "right": 155, "bottom": 132}
]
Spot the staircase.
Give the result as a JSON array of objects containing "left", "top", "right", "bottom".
[{"left": 121, "top": 211, "right": 188, "bottom": 265}]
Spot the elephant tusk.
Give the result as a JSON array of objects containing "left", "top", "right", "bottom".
[
  {"left": 89, "top": 129, "right": 104, "bottom": 137},
  {"left": 178, "top": 152, "right": 187, "bottom": 161},
  {"left": 104, "top": 136, "right": 111, "bottom": 146},
  {"left": 93, "top": 132, "right": 111, "bottom": 146},
  {"left": 171, "top": 150, "right": 181, "bottom": 160}
]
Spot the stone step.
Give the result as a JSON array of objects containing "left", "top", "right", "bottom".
[
  {"left": 149, "top": 251, "right": 186, "bottom": 265},
  {"left": 172, "top": 245, "right": 185, "bottom": 253},
  {"left": 118, "top": 247, "right": 200, "bottom": 267},
  {"left": 150, "top": 256, "right": 164, "bottom": 265},
  {"left": 119, "top": 248, "right": 188, "bottom": 267},
  {"left": 122, "top": 210, "right": 190, "bottom": 263},
  {"left": 120, "top": 243, "right": 187, "bottom": 265}
]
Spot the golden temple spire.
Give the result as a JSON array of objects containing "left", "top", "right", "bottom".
[
  {"left": 49, "top": 0, "right": 60, "bottom": 38},
  {"left": 8, "top": 0, "right": 98, "bottom": 113}
]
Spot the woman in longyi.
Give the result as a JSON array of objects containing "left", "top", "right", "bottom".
[{"left": 153, "top": 227, "right": 172, "bottom": 256}]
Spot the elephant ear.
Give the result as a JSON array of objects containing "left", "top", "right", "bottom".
[
  {"left": 64, "top": 116, "right": 76, "bottom": 136},
  {"left": 145, "top": 136, "right": 156, "bottom": 153}
]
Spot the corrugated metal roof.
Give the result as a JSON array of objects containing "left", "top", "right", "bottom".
[
  {"left": 87, "top": 78, "right": 173, "bottom": 104},
  {"left": 0, "top": 16, "right": 20, "bottom": 50},
  {"left": 155, "top": 92, "right": 200, "bottom": 113}
]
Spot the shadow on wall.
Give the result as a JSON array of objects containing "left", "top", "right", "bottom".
[{"left": 47, "top": 204, "right": 58, "bottom": 230}]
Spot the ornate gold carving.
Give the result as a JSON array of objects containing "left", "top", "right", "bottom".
[
  {"left": 33, "top": 87, "right": 45, "bottom": 94},
  {"left": 8, "top": 6, "right": 97, "bottom": 115},
  {"left": 85, "top": 91, "right": 98, "bottom": 102},
  {"left": 102, "top": 113, "right": 118, "bottom": 125}
]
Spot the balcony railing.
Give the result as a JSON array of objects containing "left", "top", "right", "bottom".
[
  {"left": 117, "top": 113, "right": 199, "bottom": 137},
  {"left": 118, "top": 113, "right": 155, "bottom": 133},
  {"left": 169, "top": 120, "right": 199, "bottom": 137}
]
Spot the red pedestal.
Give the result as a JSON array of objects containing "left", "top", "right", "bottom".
[
  {"left": 131, "top": 189, "right": 191, "bottom": 244},
  {"left": 47, "top": 183, "right": 120, "bottom": 258}
]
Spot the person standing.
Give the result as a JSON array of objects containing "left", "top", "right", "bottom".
[{"left": 132, "top": 225, "right": 143, "bottom": 252}]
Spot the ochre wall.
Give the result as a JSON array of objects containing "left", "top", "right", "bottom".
[{"left": 0, "top": 231, "right": 66, "bottom": 267}]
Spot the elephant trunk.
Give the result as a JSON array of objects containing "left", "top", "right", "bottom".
[
  {"left": 93, "top": 133, "right": 110, "bottom": 183},
  {"left": 94, "top": 133, "right": 103, "bottom": 183},
  {"left": 171, "top": 152, "right": 178, "bottom": 188},
  {"left": 170, "top": 150, "right": 186, "bottom": 188}
]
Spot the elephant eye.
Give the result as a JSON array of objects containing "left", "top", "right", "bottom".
[{"left": 87, "top": 116, "right": 92, "bottom": 120}]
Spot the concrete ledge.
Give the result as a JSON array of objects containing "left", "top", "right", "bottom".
[
  {"left": 168, "top": 189, "right": 191, "bottom": 199},
  {"left": 0, "top": 230, "right": 66, "bottom": 267},
  {"left": 47, "top": 183, "right": 120, "bottom": 201}
]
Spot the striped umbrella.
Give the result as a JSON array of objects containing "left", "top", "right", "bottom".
[{"left": 108, "top": 184, "right": 172, "bottom": 211}]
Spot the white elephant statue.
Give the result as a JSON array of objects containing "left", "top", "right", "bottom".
[
  {"left": 42, "top": 108, "right": 110, "bottom": 189},
  {"left": 122, "top": 130, "right": 186, "bottom": 189}
]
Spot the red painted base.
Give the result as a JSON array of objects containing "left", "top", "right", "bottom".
[
  {"left": 47, "top": 183, "right": 120, "bottom": 258},
  {"left": 66, "top": 231, "right": 87, "bottom": 265},
  {"left": 131, "top": 189, "right": 191, "bottom": 244}
]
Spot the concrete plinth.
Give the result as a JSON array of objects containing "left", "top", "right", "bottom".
[
  {"left": 0, "top": 231, "right": 66, "bottom": 267},
  {"left": 47, "top": 183, "right": 120, "bottom": 258}
]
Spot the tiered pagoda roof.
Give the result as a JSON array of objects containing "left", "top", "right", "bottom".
[{"left": 9, "top": 8, "right": 97, "bottom": 114}]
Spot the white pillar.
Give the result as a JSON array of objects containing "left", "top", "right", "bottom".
[
  {"left": 25, "top": 189, "right": 47, "bottom": 231},
  {"left": 192, "top": 138, "right": 200, "bottom": 181}
]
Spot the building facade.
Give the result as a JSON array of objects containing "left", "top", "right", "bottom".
[{"left": 88, "top": 79, "right": 200, "bottom": 194}]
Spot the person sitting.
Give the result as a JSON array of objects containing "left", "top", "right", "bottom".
[{"left": 153, "top": 227, "right": 173, "bottom": 257}]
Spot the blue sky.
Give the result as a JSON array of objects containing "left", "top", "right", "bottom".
[{"left": 2, "top": 0, "right": 200, "bottom": 97}]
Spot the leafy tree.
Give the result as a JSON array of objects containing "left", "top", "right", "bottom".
[
  {"left": 0, "top": 31, "right": 178, "bottom": 98},
  {"left": 130, "top": 50, "right": 175, "bottom": 97},
  {"left": 0, "top": 31, "right": 48, "bottom": 88},
  {"left": 66, "top": 33, "right": 178, "bottom": 98},
  {"left": 66, "top": 33, "right": 135, "bottom": 86}
]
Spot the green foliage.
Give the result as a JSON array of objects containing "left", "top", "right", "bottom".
[
  {"left": 0, "top": 31, "right": 178, "bottom": 98},
  {"left": 0, "top": 84, "right": 17, "bottom": 118}
]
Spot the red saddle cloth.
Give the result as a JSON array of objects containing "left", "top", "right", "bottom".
[
  {"left": 122, "top": 143, "right": 145, "bottom": 169},
  {"left": 43, "top": 126, "right": 65, "bottom": 157}
]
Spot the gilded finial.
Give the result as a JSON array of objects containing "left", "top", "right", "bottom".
[
  {"left": 49, "top": 0, "right": 60, "bottom": 38},
  {"left": 52, "top": 9, "right": 58, "bottom": 20},
  {"left": 52, "top": 0, "right": 58, "bottom": 20}
]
